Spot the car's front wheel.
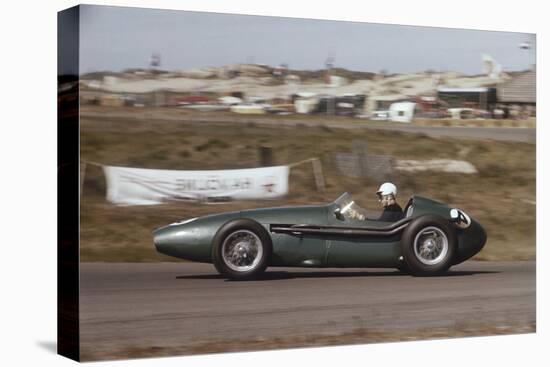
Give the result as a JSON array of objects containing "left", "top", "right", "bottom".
[
  {"left": 211, "top": 218, "right": 272, "bottom": 280},
  {"left": 401, "top": 215, "right": 457, "bottom": 276}
]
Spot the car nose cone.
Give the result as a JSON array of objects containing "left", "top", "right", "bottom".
[
  {"left": 153, "top": 226, "right": 171, "bottom": 254},
  {"left": 152, "top": 222, "right": 205, "bottom": 260},
  {"left": 153, "top": 227, "right": 168, "bottom": 248},
  {"left": 153, "top": 225, "right": 189, "bottom": 256}
]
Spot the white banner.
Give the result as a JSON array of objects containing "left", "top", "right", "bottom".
[{"left": 103, "top": 165, "right": 290, "bottom": 205}]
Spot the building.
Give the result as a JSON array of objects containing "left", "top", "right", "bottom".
[
  {"left": 314, "top": 95, "right": 366, "bottom": 116},
  {"left": 388, "top": 102, "right": 416, "bottom": 123},
  {"left": 437, "top": 87, "right": 497, "bottom": 110},
  {"left": 365, "top": 94, "right": 409, "bottom": 114},
  {"left": 497, "top": 69, "right": 536, "bottom": 106}
]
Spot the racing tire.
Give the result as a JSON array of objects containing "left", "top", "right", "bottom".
[
  {"left": 211, "top": 218, "right": 272, "bottom": 280},
  {"left": 401, "top": 215, "right": 457, "bottom": 276}
]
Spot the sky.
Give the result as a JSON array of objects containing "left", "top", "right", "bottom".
[{"left": 77, "top": 5, "right": 536, "bottom": 75}]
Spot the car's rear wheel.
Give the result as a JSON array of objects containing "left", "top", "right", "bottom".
[
  {"left": 211, "top": 218, "right": 272, "bottom": 280},
  {"left": 401, "top": 215, "right": 457, "bottom": 276}
]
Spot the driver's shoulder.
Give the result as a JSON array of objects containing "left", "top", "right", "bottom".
[{"left": 388, "top": 203, "right": 403, "bottom": 212}]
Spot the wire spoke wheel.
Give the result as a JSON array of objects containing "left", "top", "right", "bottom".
[
  {"left": 212, "top": 219, "right": 272, "bottom": 280},
  {"left": 221, "top": 230, "right": 264, "bottom": 272},
  {"left": 413, "top": 226, "right": 449, "bottom": 265},
  {"left": 401, "top": 215, "right": 457, "bottom": 276}
]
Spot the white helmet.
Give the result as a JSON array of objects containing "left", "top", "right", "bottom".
[{"left": 377, "top": 182, "right": 397, "bottom": 197}]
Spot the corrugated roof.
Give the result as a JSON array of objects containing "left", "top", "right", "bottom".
[{"left": 498, "top": 69, "right": 536, "bottom": 103}]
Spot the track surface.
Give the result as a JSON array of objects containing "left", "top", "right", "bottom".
[{"left": 80, "top": 261, "right": 535, "bottom": 360}]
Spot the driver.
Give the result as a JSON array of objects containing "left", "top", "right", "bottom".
[{"left": 376, "top": 182, "right": 404, "bottom": 222}]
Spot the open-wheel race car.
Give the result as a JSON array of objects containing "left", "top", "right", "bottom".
[{"left": 153, "top": 193, "right": 487, "bottom": 279}]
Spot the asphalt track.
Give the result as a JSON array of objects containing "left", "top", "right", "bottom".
[{"left": 79, "top": 261, "right": 535, "bottom": 360}]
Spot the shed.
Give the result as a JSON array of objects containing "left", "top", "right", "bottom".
[
  {"left": 498, "top": 69, "right": 536, "bottom": 105},
  {"left": 437, "top": 87, "right": 497, "bottom": 110},
  {"left": 389, "top": 102, "right": 416, "bottom": 123}
]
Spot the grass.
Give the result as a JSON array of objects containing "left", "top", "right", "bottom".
[
  {"left": 80, "top": 321, "right": 535, "bottom": 361},
  {"left": 80, "top": 107, "right": 535, "bottom": 262},
  {"left": 414, "top": 117, "right": 536, "bottom": 128}
]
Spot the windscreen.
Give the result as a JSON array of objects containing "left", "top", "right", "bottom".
[{"left": 334, "top": 193, "right": 369, "bottom": 221}]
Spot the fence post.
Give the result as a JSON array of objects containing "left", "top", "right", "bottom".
[
  {"left": 259, "top": 146, "right": 273, "bottom": 167},
  {"left": 311, "top": 158, "right": 326, "bottom": 192},
  {"left": 353, "top": 140, "right": 369, "bottom": 177},
  {"left": 288, "top": 157, "right": 325, "bottom": 192}
]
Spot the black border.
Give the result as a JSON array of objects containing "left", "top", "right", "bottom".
[{"left": 57, "top": 5, "right": 80, "bottom": 362}]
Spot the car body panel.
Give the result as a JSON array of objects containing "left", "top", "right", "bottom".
[
  {"left": 325, "top": 238, "right": 402, "bottom": 267},
  {"left": 269, "top": 233, "right": 328, "bottom": 267},
  {"left": 454, "top": 219, "right": 487, "bottom": 264},
  {"left": 240, "top": 204, "right": 329, "bottom": 225}
]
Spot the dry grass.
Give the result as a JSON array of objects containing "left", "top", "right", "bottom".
[
  {"left": 80, "top": 108, "right": 535, "bottom": 262},
  {"left": 80, "top": 321, "right": 535, "bottom": 361},
  {"left": 415, "top": 118, "right": 536, "bottom": 128}
]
